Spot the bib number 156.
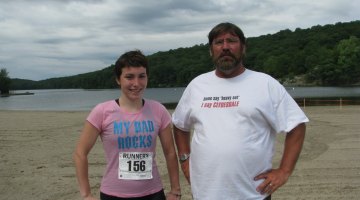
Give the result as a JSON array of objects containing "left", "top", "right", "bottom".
[
  {"left": 118, "top": 152, "right": 153, "bottom": 180},
  {"left": 127, "top": 160, "right": 146, "bottom": 171}
]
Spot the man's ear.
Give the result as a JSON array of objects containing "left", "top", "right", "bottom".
[{"left": 209, "top": 49, "right": 212, "bottom": 56}]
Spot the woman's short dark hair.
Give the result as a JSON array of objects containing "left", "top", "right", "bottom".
[
  {"left": 114, "top": 50, "right": 148, "bottom": 78},
  {"left": 208, "top": 22, "right": 246, "bottom": 45}
]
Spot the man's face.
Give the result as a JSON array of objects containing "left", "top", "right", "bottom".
[{"left": 210, "top": 32, "right": 245, "bottom": 76}]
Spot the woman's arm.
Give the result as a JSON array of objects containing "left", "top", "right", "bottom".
[
  {"left": 73, "top": 121, "right": 100, "bottom": 200},
  {"left": 159, "top": 124, "right": 181, "bottom": 199}
]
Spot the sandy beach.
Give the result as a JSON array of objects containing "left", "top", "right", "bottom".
[{"left": 0, "top": 106, "right": 359, "bottom": 200}]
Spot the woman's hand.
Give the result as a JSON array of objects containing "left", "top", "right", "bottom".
[
  {"left": 83, "top": 194, "right": 99, "bottom": 200},
  {"left": 166, "top": 191, "right": 182, "bottom": 200}
]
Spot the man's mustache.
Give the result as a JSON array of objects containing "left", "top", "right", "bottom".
[{"left": 219, "top": 52, "right": 236, "bottom": 59}]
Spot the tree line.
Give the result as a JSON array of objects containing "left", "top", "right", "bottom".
[
  {"left": 4, "top": 20, "right": 360, "bottom": 91},
  {"left": 0, "top": 68, "right": 11, "bottom": 94}
]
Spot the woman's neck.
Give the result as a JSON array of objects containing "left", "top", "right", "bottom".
[{"left": 118, "top": 97, "right": 143, "bottom": 113}]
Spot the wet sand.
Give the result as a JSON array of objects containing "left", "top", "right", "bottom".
[{"left": 0, "top": 106, "right": 359, "bottom": 200}]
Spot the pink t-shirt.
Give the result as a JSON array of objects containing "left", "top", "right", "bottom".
[{"left": 87, "top": 99, "right": 171, "bottom": 198}]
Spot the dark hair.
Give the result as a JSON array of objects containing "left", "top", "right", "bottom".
[
  {"left": 114, "top": 50, "right": 148, "bottom": 78},
  {"left": 208, "top": 22, "right": 246, "bottom": 45}
]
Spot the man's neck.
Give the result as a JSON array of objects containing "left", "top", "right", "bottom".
[{"left": 215, "top": 65, "right": 245, "bottom": 78}]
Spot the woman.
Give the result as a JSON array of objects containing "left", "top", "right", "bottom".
[{"left": 73, "top": 50, "right": 181, "bottom": 200}]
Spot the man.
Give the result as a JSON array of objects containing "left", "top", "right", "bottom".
[{"left": 172, "top": 22, "right": 309, "bottom": 200}]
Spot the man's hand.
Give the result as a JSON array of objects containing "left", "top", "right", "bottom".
[{"left": 254, "top": 168, "right": 290, "bottom": 195}]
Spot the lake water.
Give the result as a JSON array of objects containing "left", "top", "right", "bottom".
[
  {"left": 0, "top": 88, "right": 185, "bottom": 111},
  {"left": 1, "top": 87, "right": 360, "bottom": 111}
]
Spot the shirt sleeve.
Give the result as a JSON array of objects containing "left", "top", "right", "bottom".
[
  {"left": 86, "top": 103, "right": 105, "bottom": 132},
  {"left": 172, "top": 84, "right": 193, "bottom": 132},
  {"left": 159, "top": 103, "right": 172, "bottom": 131},
  {"left": 269, "top": 79, "right": 309, "bottom": 134}
]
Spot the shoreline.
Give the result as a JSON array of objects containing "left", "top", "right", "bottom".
[
  {"left": 0, "top": 91, "right": 34, "bottom": 97},
  {"left": 0, "top": 106, "right": 359, "bottom": 199}
]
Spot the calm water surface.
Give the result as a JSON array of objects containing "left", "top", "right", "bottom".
[
  {"left": 0, "top": 88, "right": 185, "bottom": 111},
  {"left": 0, "top": 87, "right": 360, "bottom": 111}
]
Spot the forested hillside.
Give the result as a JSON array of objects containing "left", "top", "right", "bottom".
[{"left": 10, "top": 20, "right": 360, "bottom": 90}]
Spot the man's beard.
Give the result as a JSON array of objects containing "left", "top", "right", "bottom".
[{"left": 214, "top": 52, "right": 242, "bottom": 74}]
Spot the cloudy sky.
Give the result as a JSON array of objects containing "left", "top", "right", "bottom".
[{"left": 1, "top": 0, "right": 359, "bottom": 81}]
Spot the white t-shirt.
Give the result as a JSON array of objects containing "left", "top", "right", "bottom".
[{"left": 172, "top": 69, "right": 309, "bottom": 200}]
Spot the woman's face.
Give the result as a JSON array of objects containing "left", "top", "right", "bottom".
[{"left": 116, "top": 66, "right": 148, "bottom": 102}]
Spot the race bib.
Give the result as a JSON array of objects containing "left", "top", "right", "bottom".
[{"left": 118, "top": 152, "right": 153, "bottom": 180}]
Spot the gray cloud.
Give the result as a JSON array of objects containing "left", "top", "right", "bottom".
[{"left": 0, "top": 0, "right": 358, "bottom": 80}]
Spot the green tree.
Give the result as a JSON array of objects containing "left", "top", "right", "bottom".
[
  {"left": 336, "top": 36, "right": 360, "bottom": 84},
  {"left": 0, "top": 68, "right": 11, "bottom": 94}
]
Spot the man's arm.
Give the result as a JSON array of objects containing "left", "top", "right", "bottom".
[
  {"left": 173, "top": 125, "right": 191, "bottom": 184},
  {"left": 255, "top": 123, "right": 306, "bottom": 195}
]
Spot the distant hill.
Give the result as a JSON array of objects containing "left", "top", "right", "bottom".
[
  {"left": 11, "top": 67, "right": 117, "bottom": 90},
  {"left": 10, "top": 20, "right": 360, "bottom": 90}
]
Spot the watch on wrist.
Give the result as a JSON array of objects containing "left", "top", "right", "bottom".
[{"left": 179, "top": 153, "right": 190, "bottom": 163}]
